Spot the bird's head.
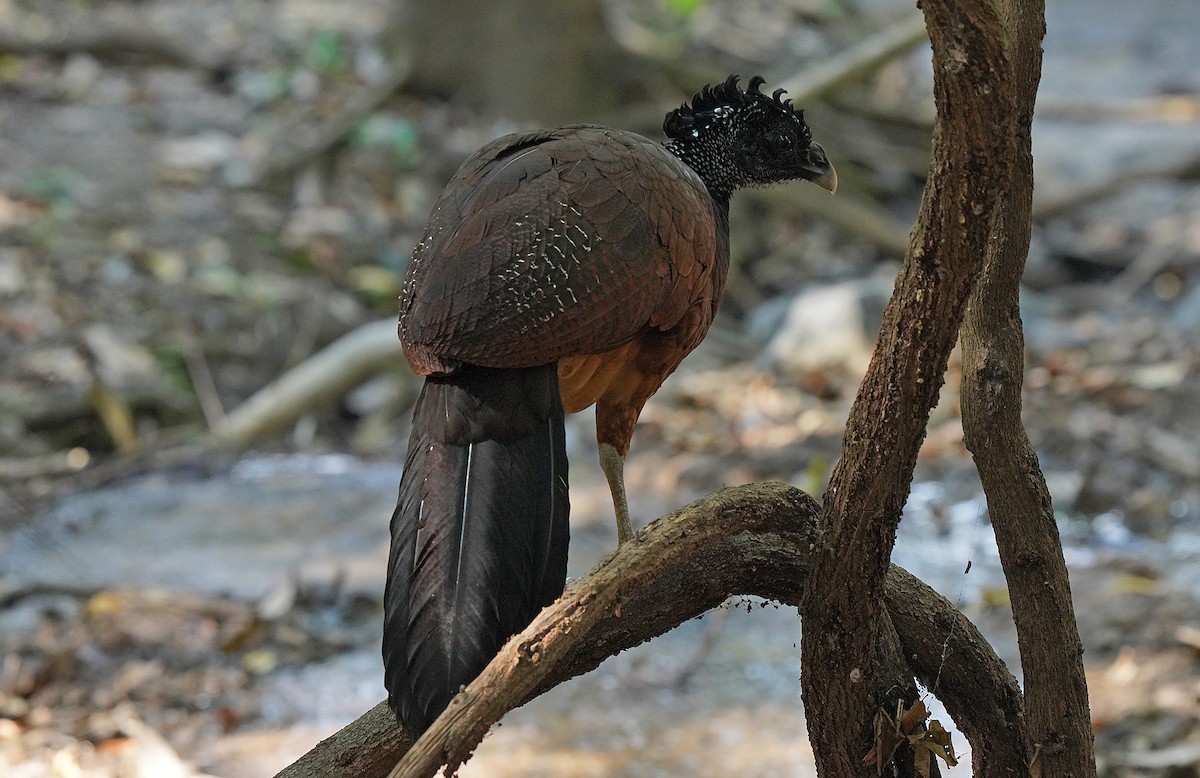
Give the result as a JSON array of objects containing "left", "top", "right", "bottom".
[{"left": 663, "top": 75, "right": 837, "bottom": 199}]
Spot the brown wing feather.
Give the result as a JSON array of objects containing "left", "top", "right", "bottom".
[{"left": 400, "top": 125, "right": 721, "bottom": 375}]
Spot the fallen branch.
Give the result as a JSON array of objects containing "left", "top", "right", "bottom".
[
  {"left": 274, "top": 482, "right": 1026, "bottom": 778},
  {"left": 210, "top": 318, "right": 413, "bottom": 448},
  {"left": 0, "top": 21, "right": 228, "bottom": 74},
  {"left": 778, "top": 11, "right": 929, "bottom": 105},
  {"left": 1, "top": 382, "right": 192, "bottom": 431}
]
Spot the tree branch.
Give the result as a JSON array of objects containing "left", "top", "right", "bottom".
[
  {"left": 959, "top": 0, "right": 1096, "bottom": 774},
  {"left": 276, "top": 703, "right": 413, "bottom": 778},
  {"left": 389, "top": 483, "right": 819, "bottom": 777},
  {"left": 884, "top": 567, "right": 1029, "bottom": 777},
  {"left": 210, "top": 318, "right": 413, "bottom": 447},
  {"left": 0, "top": 20, "right": 229, "bottom": 74},
  {"left": 274, "top": 482, "right": 1028, "bottom": 778}
]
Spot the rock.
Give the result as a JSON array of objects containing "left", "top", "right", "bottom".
[
  {"left": 0, "top": 248, "right": 27, "bottom": 295},
  {"left": 157, "top": 132, "right": 238, "bottom": 183},
  {"left": 60, "top": 54, "right": 101, "bottom": 99},
  {"left": 751, "top": 279, "right": 881, "bottom": 375}
]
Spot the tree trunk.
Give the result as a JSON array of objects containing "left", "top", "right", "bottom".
[
  {"left": 959, "top": 0, "right": 1097, "bottom": 774},
  {"left": 397, "top": 0, "right": 643, "bottom": 124},
  {"left": 798, "top": 0, "right": 1019, "bottom": 773}
]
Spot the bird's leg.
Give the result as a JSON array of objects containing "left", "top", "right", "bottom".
[
  {"left": 599, "top": 442, "right": 633, "bottom": 544},
  {"left": 597, "top": 397, "right": 647, "bottom": 545}
]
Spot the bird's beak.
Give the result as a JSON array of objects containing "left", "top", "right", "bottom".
[{"left": 803, "top": 142, "right": 838, "bottom": 194}]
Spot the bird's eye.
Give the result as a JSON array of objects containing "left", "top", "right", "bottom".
[{"left": 770, "top": 133, "right": 794, "bottom": 152}]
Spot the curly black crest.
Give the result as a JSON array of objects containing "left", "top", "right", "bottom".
[{"left": 663, "top": 75, "right": 809, "bottom": 144}]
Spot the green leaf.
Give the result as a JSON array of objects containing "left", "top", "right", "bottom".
[
  {"left": 352, "top": 115, "right": 421, "bottom": 168},
  {"left": 661, "top": 0, "right": 705, "bottom": 18},
  {"left": 306, "top": 29, "right": 344, "bottom": 73}
]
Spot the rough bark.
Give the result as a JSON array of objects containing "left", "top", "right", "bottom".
[
  {"left": 797, "top": 1, "right": 1016, "bottom": 773},
  {"left": 276, "top": 704, "right": 413, "bottom": 778},
  {"left": 959, "top": 0, "right": 1096, "bottom": 774},
  {"left": 273, "top": 482, "right": 1028, "bottom": 778}
]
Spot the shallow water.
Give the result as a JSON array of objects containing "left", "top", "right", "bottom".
[{"left": 0, "top": 451, "right": 1097, "bottom": 776}]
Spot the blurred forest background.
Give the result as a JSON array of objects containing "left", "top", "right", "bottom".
[{"left": 1, "top": 0, "right": 1199, "bottom": 775}]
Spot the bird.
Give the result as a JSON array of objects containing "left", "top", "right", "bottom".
[{"left": 383, "top": 74, "right": 837, "bottom": 734}]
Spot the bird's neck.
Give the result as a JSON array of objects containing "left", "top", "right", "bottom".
[{"left": 664, "top": 137, "right": 737, "bottom": 211}]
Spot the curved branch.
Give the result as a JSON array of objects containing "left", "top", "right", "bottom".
[
  {"left": 276, "top": 703, "right": 413, "bottom": 778},
  {"left": 885, "top": 568, "right": 1028, "bottom": 777},
  {"left": 275, "top": 482, "right": 1026, "bottom": 778},
  {"left": 390, "top": 483, "right": 819, "bottom": 777}
]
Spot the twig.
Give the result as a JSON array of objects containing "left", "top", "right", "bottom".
[
  {"left": 8, "top": 319, "right": 409, "bottom": 517},
  {"left": 180, "top": 335, "right": 226, "bottom": 429},
  {"left": 87, "top": 379, "right": 139, "bottom": 453}
]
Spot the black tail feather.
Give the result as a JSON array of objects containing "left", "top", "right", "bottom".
[{"left": 383, "top": 364, "right": 569, "bottom": 733}]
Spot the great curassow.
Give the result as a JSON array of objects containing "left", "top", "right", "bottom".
[{"left": 384, "top": 75, "right": 837, "bottom": 733}]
